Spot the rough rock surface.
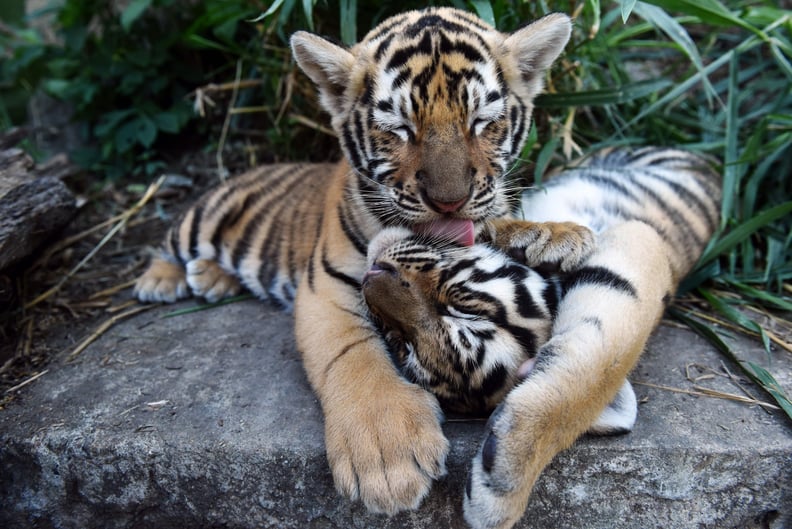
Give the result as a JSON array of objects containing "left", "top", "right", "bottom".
[{"left": 1, "top": 299, "right": 790, "bottom": 529}]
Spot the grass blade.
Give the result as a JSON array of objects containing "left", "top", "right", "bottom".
[
  {"left": 536, "top": 79, "right": 672, "bottom": 107},
  {"left": 633, "top": 2, "right": 718, "bottom": 105},
  {"left": 699, "top": 201, "right": 792, "bottom": 266},
  {"left": 670, "top": 308, "right": 792, "bottom": 424}
]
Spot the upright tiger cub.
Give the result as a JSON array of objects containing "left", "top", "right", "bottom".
[
  {"left": 361, "top": 147, "right": 721, "bottom": 528},
  {"left": 133, "top": 7, "right": 654, "bottom": 528}
]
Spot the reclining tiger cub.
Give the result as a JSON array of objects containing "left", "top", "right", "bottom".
[
  {"left": 133, "top": 7, "right": 721, "bottom": 529},
  {"left": 361, "top": 147, "right": 720, "bottom": 527}
]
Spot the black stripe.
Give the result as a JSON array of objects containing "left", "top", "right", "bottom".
[
  {"left": 439, "top": 33, "right": 484, "bottom": 63},
  {"left": 338, "top": 203, "right": 369, "bottom": 256},
  {"left": 230, "top": 168, "right": 306, "bottom": 269},
  {"left": 324, "top": 335, "right": 378, "bottom": 377},
  {"left": 321, "top": 247, "right": 361, "bottom": 290},
  {"left": 187, "top": 204, "right": 205, "bottom": 260},
  {"left": 562, "top": 266, "right": 637, "bottom": 298},
  {"left": 643, "top": 166, "right": 719, "bottom": 233}
]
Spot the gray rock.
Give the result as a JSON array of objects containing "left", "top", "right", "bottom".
[{"left": 1, "top": 300, "right": 790, "bottom": 528}]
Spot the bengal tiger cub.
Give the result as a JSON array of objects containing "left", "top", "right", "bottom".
[
  {"left": 362, "top": 147, "right": 721, "bottom": 415},
  {"left": 362, "top": 147, "right": 721, "bottom": 524}
]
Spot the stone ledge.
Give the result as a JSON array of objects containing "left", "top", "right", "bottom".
[{"left": 1, "top": 300, "right": 790, "bottom": 529}]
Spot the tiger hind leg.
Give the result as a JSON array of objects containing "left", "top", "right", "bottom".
[
  {"left": 134, "top": 257, "right": 190, "bottom": 303},
  {"left": 134, "top": 257, "right": 241, "bottom": 304}
]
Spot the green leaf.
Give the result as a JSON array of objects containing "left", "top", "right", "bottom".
[
  {"left": 469, "top": 1, "right": 495, "bottom": 27},
  {"left": 42, "top": 79, "right": 71, "bottom": 99},
  {"left": 95, "top": 109, "right": 135, "bottom": 137},
  {"left": 120, "top": 0, "right": 153, "bottom": 32},
  {"left": 621, "top": 0, "right": 637, "bottom": 23},
  {"left": 153, "top": 112, "right": 181, "bottom": 134},
  {"left": 340, "top": 0, "right": 357, "bottom": 46},
  {"left": 301, "top": 0, "right": 314, "bottom": 32},
  {"left": 536, "top": 79, "right": 672, "bottom": 107},
  {"left": 747, "top": 362, "right": 792, "bottom": 420},
  {"left": 533, "top": 137, "right": 559, "bottom": 186},
  {"left": 115, "top": 116, "right": 157, "bottom": 153},
  {"left": 699, "top": 201, "right": 792, "bottom": 266},
  {"left": 641, "top": 0, "right": 758, "bottom": 35},
  {"left": 249, "top": 0, "right": 285, "bottom": 23},
  {"left": 670, "top": 309, "right": 792, "bottom": 424},
  {"left": 632, "top": 2, "right": 718, "bottom": 105}
]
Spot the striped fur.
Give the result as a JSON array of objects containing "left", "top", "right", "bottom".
[
  {"left": 463, "top": 148, "right": 721, "bottom": 529},
  {"left": 135, "top": 164, "right": 330, "bottom": 305},
  {"left": 363, "top": 147, "right": 720, "bottom": 422},
  {"left": 363, "top": 229, "right": 559, "bottom": 414},
  {"left": 132, "top": 8, "right": 699, "bottom": 525}
]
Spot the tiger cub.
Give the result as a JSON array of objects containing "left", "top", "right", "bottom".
[
  {"left": 361, "top": 147, "right": 719, "bottom": 425},
  {"left": 362, "top": 225, "right": 640, "bottom": 434},
  {"left": 364, "top": 223, "right": 634, "bottom": 421},
  {"left": 135, "top": 7, "right": 584, "bottom": 519}
]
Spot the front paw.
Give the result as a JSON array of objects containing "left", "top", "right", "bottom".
[
  {"left": 464, "top": 402, "right": 530, "bottom": 529},
  {"left": 326, "top": 381, "right": 449, "bottom": 514},
  {"left": 486, "top": 220, "right": 596, "bottom": 272}
]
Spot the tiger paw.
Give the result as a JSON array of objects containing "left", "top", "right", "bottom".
[
  {"left": 485, "top": 219, "right": 596, "bottom": 272},
  {"left": 325, "top": 380, "right": 449, "bottom": 514},
  {"left": 463, "top": 398, "right": 536, "bottom": 529},
  {"left": 185, "top": 258, "right": 242, "bottom": 302},
  {"left": 134, "top": 258, "right": 190, "bottom": 303}
]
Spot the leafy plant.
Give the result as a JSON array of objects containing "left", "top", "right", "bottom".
[{"left": 2, "top": 0, "right": 264, "bottom": 178}]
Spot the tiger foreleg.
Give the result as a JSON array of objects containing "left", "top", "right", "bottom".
[
  {"left": 464, "top": 221, "right": 674, "bottom": 529},
  {"left": 482, "top": 218, "right": 596, "bottom": 272},
  {"left": 295, "top": 245, "right": 449, "bottom": 514}
]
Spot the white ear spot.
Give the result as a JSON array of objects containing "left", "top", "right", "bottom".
[
  {"left": 290, "top": 32, "right": 356, "bottom": 115},
  {"left": 503, "top": 13, "right": 572, "bottom": 87}
]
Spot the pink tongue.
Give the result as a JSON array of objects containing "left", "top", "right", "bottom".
[{"left": 414, "top": 219, "right": 475, "bottom": 246}]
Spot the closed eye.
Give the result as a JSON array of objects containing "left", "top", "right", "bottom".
[
  {"left": 390, "top": 126, "right": 413, "bottom": 142},
  {"left": 472, "top": 118, "right": 491, "bottom": 136},
  {"left": 446, "top": 304, "right": 485, "bottom": 321}
]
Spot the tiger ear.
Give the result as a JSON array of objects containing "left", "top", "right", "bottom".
[
  {"left": 290, "top": 32, "right": 356, "bottom": 116},
  {"left": 503, "top": 13, "right": 571, "bottom": 91}
]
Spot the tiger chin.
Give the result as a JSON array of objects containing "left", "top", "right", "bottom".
[{"left": 362, "top": 147, "right": 721, "bottom": 529}]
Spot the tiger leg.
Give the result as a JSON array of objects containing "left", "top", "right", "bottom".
[
  {"left": 483, "top": 218, "right": 596, "bottom": 271},
  {"left": 464, "top": 220, "right": 674, "bottom": 529},
  {"left": 295, "top": 239, "right": 449, "bottom": 514}
]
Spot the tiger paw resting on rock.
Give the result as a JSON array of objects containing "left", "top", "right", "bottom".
[{"left": 363, "top": 147, "right": 721, "bottom": 529}]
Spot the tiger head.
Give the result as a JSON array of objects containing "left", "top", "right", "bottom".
[
  {"left": 361, "top": 227, "right": 556, "bottom": 413},
  {"left": 291, "top": 8, "right": 571, "bottom": 227}
]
